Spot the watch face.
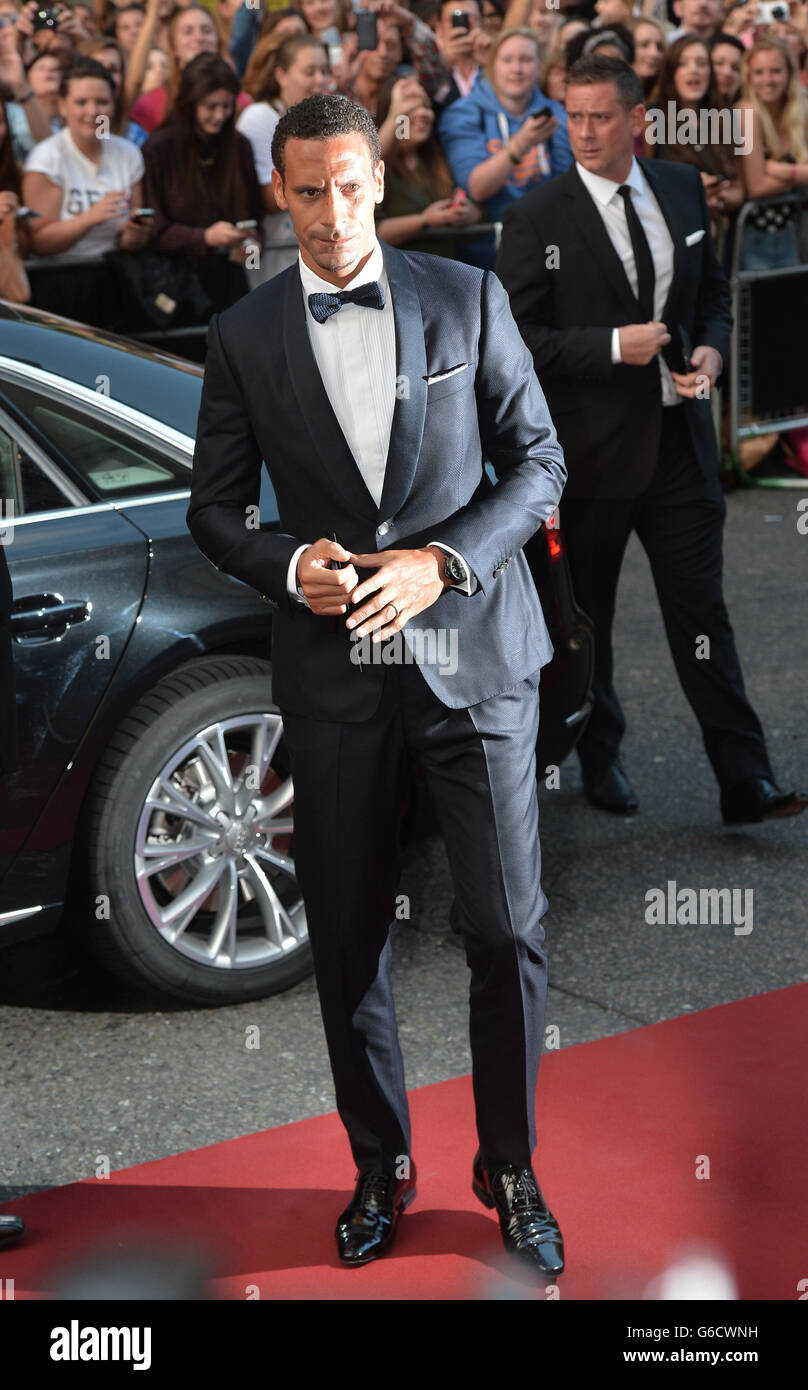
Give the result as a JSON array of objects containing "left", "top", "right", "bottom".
[{"left": 447, "top": 554, "right": 465, "bottom": 582}]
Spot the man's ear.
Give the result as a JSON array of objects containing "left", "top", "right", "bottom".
[
  {"left": 629, "top": 101, "right": 646, "bottom": 138},
  {"left": 374, "top": 158, "right": 385, "bottom": 203},
  {"left": 271, "top": 167, "right": 288, "bottom": 210}
]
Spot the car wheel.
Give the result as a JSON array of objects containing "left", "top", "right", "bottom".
[{"left": 79, "top": 656, "right": 310, "bottom": 1004}]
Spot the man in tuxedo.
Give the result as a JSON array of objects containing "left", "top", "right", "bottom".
[
  {"left": 188, "top": 94, "right": 568, "bottom": 1274},
  {"left": 496, "top": 54, "right": 807, "bottom": 825}
]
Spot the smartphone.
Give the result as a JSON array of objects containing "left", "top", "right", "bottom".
[
  {"left": 533, "top": 106, "right": 553, "bottom": 120},
  {"left": 449, "top": 187, "right": 467, "bottom": 208},
  {"left": 450, "top": 9, "right": 471, "bottom": 29},
  {"left": 235, "top": 219, "right": 258, "bottom": 231},
  {"left": 14, "top": 206, "right": 42, "bottom": 219},
  {"left": 663, "top": 323, "right": 693, "bottom": 376},
  {"left": 355, "top": 11, "right": 378, "bottom": 50},
  {"left": 131, "top": 207, "right": 155, "bottom": 224}
]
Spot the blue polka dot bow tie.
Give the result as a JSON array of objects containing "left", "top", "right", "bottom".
[{"left": 307, "top": 281, "right": 385, "bottom": 324}]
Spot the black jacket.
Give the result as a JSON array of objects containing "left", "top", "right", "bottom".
[
  {"left": 495, "top": 159, "right": 732, "bottom": 499},
  {"left": 187, "top": 239, "right": 567, "bottom": 720}
]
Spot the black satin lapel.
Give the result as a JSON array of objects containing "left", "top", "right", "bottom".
[
  {"left": 565, "top": 168, "right": 642, "bottom": 321},
  {"left": 639, "top": 160, "right": 683, "bottom": 323},
  {"left": 376, "top": 241, "right": 427, "bottom": 525},
  {"left": 282, "top": 265, "right": 379, "bottom": 520}
]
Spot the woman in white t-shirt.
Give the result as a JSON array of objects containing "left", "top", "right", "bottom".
[
  {"left": 237, "top": 33, "right": 328, "bottom": 285},
  {"left": 22, "top": 56, "right": 150, "bottom": 326}
]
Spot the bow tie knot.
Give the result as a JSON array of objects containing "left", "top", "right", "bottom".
[{"left": 307, "top": 280, "right": 385, "bottom": 324}]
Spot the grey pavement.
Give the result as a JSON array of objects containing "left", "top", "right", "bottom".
[{"left": 1, "top": 484, "right": 806, "bottom": 1200}]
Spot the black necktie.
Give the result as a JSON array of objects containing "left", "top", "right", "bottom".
[
  {"left": 617, "top": 184, "right": 655, "bottom": 320},
  {"left": 307, "top": 281, "right": 385, "bottom": 324}
]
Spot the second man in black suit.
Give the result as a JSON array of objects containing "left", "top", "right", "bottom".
[{"left": 496, "top": 55, "right": 806, "bottom": 826}]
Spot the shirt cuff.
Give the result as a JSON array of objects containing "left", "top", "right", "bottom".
[
  {"left": 286, "top": 543, "right": 310, "bottom": 607},
  {"left": 611, "top": 327, "right": 622, "bottom": 365},
  {"left": 428, "top": 540, "right": 478, "bottom": 595}
]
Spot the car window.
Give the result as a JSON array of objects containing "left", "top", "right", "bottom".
[
  {"left": 0, "top": 380, "right": 191, "bottom": 503},
  {"left": 0, "top": 418, "right": 74, "bottom": 516}
]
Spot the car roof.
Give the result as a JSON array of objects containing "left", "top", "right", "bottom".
[{"left": 0, "top": 300, "right": 204, "bottom": 439}]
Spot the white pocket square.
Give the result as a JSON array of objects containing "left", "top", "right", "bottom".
[
  {"left": 685, "top": 229, "right": 706, "bottom": 246},
  {"left": 425, "top": 363, "right": 469, "bottom": 384}
]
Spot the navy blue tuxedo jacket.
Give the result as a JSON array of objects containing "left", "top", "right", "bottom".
[{"left": 188, "top": 240, "right": 567, "bottom": 720}]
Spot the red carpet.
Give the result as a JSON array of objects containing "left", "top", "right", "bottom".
[{"left": 2, "top": 985, "right": 805, "bottom": 1300}]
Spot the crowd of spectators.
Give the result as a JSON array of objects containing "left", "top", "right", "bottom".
[{"left": 0, "top": 0, "right": 807, "bottom": 332}]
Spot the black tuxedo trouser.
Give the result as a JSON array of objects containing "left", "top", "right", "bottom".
[
  {"left": 280, "top": 656, "right": 548, "bottom": 1176},
  {"left": 561, "top": 404, "right": 771, "bottom": 792}
]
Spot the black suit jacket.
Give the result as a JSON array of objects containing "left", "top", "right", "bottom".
[
  {"left": 188, "top": 240, "right": 567, "bottom": 721},
  {"left": 495, "top": 160, "right": 732, "bottom": 499}
]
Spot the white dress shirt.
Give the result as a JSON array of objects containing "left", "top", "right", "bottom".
[
  {"left": 286, "top": 239, "right": 476, "bottom": 602},
  {"left": 575, "top": 157, "right": 682, "bottom": 407}
]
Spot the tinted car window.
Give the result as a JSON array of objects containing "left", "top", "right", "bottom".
[
  {"left": 0, "top": 380, "right": 191, "bottom": 502},
  {"left": 0, "top": 417, "right": 73, "bottom": 515}
]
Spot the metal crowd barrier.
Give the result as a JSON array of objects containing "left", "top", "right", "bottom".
[{"left": 727, "top": 192, "right": 808, "bottom": 486}]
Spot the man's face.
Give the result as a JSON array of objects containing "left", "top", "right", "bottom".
[
  {"left": 673, "top": 0, "right": 724, "bottom": 36},
  {"left": 564, "top": 81, "right": 644, "bottom": 180},
  {"left": 272, "top": 133, "right": 384, "bottom": 286}
]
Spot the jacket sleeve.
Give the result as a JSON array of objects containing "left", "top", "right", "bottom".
[
  {"left": 496, "top": 196, "right": 613, "bottom": 380},
  {"left": 691, "top": 168, "right": 732, "bottom": 371},
  {"left": 187, "top": 313, "right": 302, "bottom": 609},
  {"left": 414, "top": 269, "right": 567, "bottom": 595}
]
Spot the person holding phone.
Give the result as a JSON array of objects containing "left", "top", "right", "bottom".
[
  {"left": 437, "top": 24, "right": 572, "bottom": 265},
  {"left": 374, "top": 76, "right": 482, "bottom": 254},
  {"left": 334, "top": 0, "right": 450, "bottom": 117},
  {"left": 22, "top": 57, "right": 148, "bottom": 323},
  {"left": 643, "top": 34, "right": 745, "bottom": 240},
  {"left": 143, "top": 52, "right": 263, "bottom": 310},
  {"left": 432, "top": 0, "right": 483, "bottom": 111}
]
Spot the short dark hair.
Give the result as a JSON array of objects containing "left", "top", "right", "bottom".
[
  {"left": 709, "top": 30, "right": 746, "bottom": 55},
  {"left": 271, "top": 92, "right": 382, "bottom": 183},
  {"left": 59, "top": 56, "right": 116, "bottom": 100},
  {"left": 565, "top": 53, "right": 643, "bottom": 109}
]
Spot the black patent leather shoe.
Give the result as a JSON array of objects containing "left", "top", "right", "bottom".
[
  {"left": 472, "top": 1151, "right": 564, "bottom": 1278},
  {"left": 335, "top": 1163, "right": 417, "bottom": 1266},
  {"left": 584, "top": 761, "right": 638, "bottom": 814},
  {"left": 0, "top": 1214, "right": 25, "bottom": 1249},
  {"left": 721, "top": 776, "right": 808, "bottom": 825}
]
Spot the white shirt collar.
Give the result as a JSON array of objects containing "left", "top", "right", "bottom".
[
  {"left": 575, "top": 156, "right": 645, "bottom": 207},
  {"left": 298, "top": 239, "right": 385, "bottom": 298}
]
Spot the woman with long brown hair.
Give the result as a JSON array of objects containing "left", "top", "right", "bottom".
[
  {"left": 237, "top": 31, "right": 328, "bottom": 282},
  {"left": 130, "top": 2, "right": 249, "bottom": 133},
  {"left": 644, "top": 34, "right": 745, "bottom": 233},
  {"left": 374, "top": 76, "right": 481, "bottom": 257},
  {"left": 143, "top": 51, "right": 262, "bottom": 311}
]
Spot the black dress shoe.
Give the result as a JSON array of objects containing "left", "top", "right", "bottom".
[
  {"left": 335, "top": 1163, "right": 417, "bottom": 1266},
  {"left": 584, "top": 761, "right": 638, "bottom": 814},
  {"left": 0, "top": 1215, "right": 25, "bottom": 1250},
  {"left": 472, "top": 1151, "right": 564, "bottom": 1278},
  {"left": 721, "top": 776, "right": 808, "bottom": 825}
]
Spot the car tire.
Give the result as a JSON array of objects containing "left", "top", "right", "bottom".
[{"left": 76, "top": 655, "right": 312, "bottom": 1005}]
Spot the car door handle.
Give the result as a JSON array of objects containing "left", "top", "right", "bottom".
[{"left": 10, "top": 593, "right": 92, "bottom": 644}]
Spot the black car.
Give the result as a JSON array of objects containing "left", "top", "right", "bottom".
[{"left": 0, "top": 302, "right": 592, "bottom": 1005}]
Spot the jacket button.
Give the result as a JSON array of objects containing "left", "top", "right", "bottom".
[{"left": 377, "top": 521, "right": 391, "bottom": 536}]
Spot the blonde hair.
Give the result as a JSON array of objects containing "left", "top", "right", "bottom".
[
  {"left": 485, "top": 25, "right": 542, "bottom": 88},
  {"left": 742, "top": 37, "right": 807, "bottom": 162}
]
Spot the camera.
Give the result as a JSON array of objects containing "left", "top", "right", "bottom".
[
  {"left": 450, "top": 10, "right": 472, "bottom": 29},
  {"left": 757, "top": 1, "right": 789, "bottom": 20},
  {"left": 32, "top": 6, "right": 60, "bottom": 30}
]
